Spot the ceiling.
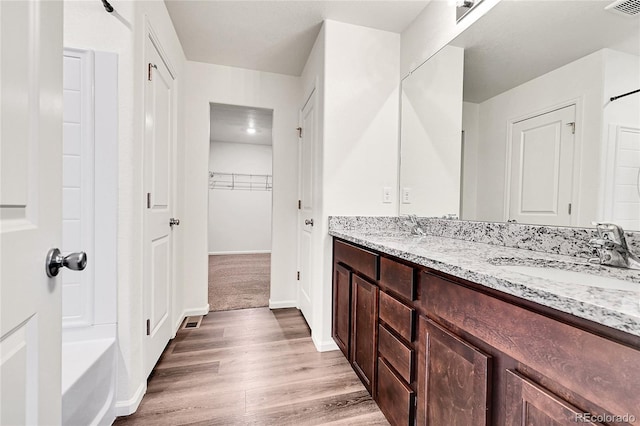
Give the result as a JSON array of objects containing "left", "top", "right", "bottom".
[
  {"left": 164, "top": 0, "right": 429, "bottom": 76},
  {"left": 210, "top": 103, "right": 274, "bottom": 146},
  {"left": 449, "top": 0, "right": 640, "bottom": 103}
]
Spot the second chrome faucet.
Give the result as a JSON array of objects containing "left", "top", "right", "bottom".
[{"left": 589, "top": 222, "right": 640, "bottom": 270}]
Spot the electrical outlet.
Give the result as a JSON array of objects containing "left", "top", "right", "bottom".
[
  {"left": 383, "top": 187, "right": 392, "bottom": 203},
  {"left": 402, "top": 187, "right": 412, "bottom": 204}
]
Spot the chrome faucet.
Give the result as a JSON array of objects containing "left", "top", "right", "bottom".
[
  {"left": 588, "top": 222, "right": 640, "bottom": 270},
  {"left": 406, "top": 214, "right": 426, "bottom": 236}
]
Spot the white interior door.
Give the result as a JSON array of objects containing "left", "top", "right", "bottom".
[
  {"left": 508, "top": 105, "right": 576, "bottom": 226},
  {"left": 0, "top": 1, "right": 63, "bottom": 424},
  {"left": 297, "top": 91, "right": 316, "bottom": 327},
  {"left": 143, "top": 35, "right": 175, "bottom": 378}
]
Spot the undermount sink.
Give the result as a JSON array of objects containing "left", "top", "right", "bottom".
[{"left": 498, "top": 265, "right": 639, "bottom": 292}]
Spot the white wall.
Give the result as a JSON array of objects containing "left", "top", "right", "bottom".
[
  {"left": 64, "top": 0, "right": 187, "bottom": 414},
  {"left": 208, "top": 142, "right": 273, "bottom": 254},
  {"left": 401, "top": 0, "right": 500, "bottom": 77},
  {"left": 399, "top": 45, "right": 464, "bottom": 217},
  {"left": 469, "top": 50, "right": 605, "bottom": 226},
  {"left": 308, "top": 20, "right": 400, "bottom": 350},
  {"left": 461, "top": 101, "right": 479, "bottom": 220},
  {"left": 183, "top": 61, "right": 301, "bottom": 312}
]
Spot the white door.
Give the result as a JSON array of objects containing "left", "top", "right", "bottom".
[
  {"left": 297, "top": 90, "right": 316, "bottom": 326},
  {"left": 0, "top": 1, "right": 64, "bottom": 424},
  {"left": 508, "top": 105, "right": 576, "bottom": 226},
  {"left": 143, "top": 35, "right": 175, "bottom": 378}
]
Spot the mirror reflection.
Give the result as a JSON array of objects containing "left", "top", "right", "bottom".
[{"left": 399, "top": 1, "right": 640, "bottom": 230}]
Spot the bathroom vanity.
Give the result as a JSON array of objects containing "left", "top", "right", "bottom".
[{"left": 330, "top": 218, "right": 640, "bottom": 426}]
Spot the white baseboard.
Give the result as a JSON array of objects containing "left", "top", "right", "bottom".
[
  {"left": 172, "top": 306, "right": 210, "bottom": 337},
  {"left": 114, "top": 381, "right": 146, "bottom": 417},
  {"left": 269, "top": 299, "right": 297, "bottom": 309},
  {"left": 183, "top": 305, "right": 210, "bottom": 317},
  {"left": 312, "top": 335, "right": 339, "bottom": 352},
  {"left": 208, "top": 250, "right": 271, "bottom": 255}
]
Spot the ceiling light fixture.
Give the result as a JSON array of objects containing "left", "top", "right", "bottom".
[{"left": 246, "top": 127, "right": 256, "bottom": 134}]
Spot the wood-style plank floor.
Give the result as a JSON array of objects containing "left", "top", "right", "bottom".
[{"left": 114, "top": 308, "right": 389, "bottom": 425}]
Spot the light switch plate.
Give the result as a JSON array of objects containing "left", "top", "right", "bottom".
[
  {"left": 383, "top": 187, "right": 392, "bottom": 203},
  {"left": 402, "top": 187, "right": 412, "bottom": 204}
]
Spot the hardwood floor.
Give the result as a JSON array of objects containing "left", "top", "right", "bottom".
[{"left": 114, "top": 308, "right": 389, "bottom": 425}]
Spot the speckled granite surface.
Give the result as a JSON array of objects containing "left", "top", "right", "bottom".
[
  {"left": 328, "top": 216, "right": 640, "bottom": 258},
  {"left": 328, "top": 217, "right": 640, "bottom": 337}
]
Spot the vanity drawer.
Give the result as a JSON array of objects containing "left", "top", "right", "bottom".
[
  {"left": 379, "top": 257, "right": 415, "bottom": 301},
  {"left": 334, "top": 240, "right": 379, "bottom": 281},
  {"left": 379, "top": 291, "right": 414, "bottom": 342},
  {"left": 378, "top": 324, "right": 413, "bottom": 383},
  {"left": 377, "top": 357, "right": 414, "bottom": 426}
]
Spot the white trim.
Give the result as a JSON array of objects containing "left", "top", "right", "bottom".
[
  {"left": 311, "top": 335, "right": 339, "bottom": 352},
  {"left": 183, "top": 305, "right": 210, "bottom": 317},
  {"left": 268, "top": 299, "right": 297, "bottom": 309},
  {"left": 172, "top": 306, "right": 210, "bottom": 337},
  {"left": 114, "top": 381, "right": 146, "bottom": 417},
  {"left": 208, "top": 250, "right": 271, "bottom": 256}
]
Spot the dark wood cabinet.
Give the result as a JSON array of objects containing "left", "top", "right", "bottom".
[
  {"left": 332, "top": 238, "right": 640, "bottom": 426},
  {"left": 351, "top": 275, "right": 379, "bottom": 394},
  {"left": 332, "top": 264, "right": 351, "bottom": 358},
  {"left": 417, "top": 316, "right": 491, "bottom": 426},
  {"left": 505, "top": 370, "right": 602, "bottom": 426},
  {"left": 377, "top": 357, "right": 415, "bottom": 426}
]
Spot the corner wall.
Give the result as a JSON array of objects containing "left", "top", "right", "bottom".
[
  {"left": 310, "top": 20, "right": 401, "bottom": 350},
  {"left": 182, "top": 62, "right": 302, "bottom": 311}
]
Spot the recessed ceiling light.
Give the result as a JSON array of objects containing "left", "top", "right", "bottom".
[{"left": 246, "top": 128, "right": 256, "bottom": 134}]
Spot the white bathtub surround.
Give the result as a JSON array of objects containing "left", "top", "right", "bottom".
[
  {"left": 329, "top": 218, "right": 640, "bottom": 337},
  {"left": 62, "top": 48, "right": 118, "bottom": 425}
]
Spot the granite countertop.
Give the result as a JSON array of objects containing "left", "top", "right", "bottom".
[{"left": 329, "top": 229, "right": 640, "bottom": 338}]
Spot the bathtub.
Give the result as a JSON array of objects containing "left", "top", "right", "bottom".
[{"left": 62, "top": 338, "right": 116, "bottom": 426}]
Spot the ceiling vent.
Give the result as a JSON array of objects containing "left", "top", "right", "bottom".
[{"left": 605, "top": 0, "right": 640, "bottom": 17}]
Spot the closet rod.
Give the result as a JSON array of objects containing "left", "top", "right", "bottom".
[{"left": 610, "top": 88, "right": 640, "bottom": 102}]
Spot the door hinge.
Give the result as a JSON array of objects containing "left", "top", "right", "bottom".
[
  {"left": 297, "top": 271, "right": 300, "bottom": 280},
  {"left": 566, "top": 122, "right": 575, "bottom": 134},
  {"left": 297, "top": 127, "right": 302, "bottom": 138},
  {"left": 148, "top": 63, "right": 157, "bottom": 81},
  {"left": 147, "top": 193, "right": 151, "bottom": 208},
  {"left": 298, "top": 200, "right": 301, "bottom": 210},
  {"left": 568, "top": 203, "right": 572, "bottom": 214},
  {"left": 146, "top": 319, "right": 151, "bottom": 336}
]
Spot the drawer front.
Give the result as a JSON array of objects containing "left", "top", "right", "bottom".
[
  {"left": 378, "top": 324, "right": 413, "bottom": 383},
  {"left": 379, "top": 291, "right": 414, "bottom": 342},
  {"left": 380, "top": 257, "right": 415, "bottom": 301},
  {"left": 334, "top": 240, "right": 379, "bottom": 281},
  {"left": 377, "top": 357, "right": 414, "bottom": 426}
]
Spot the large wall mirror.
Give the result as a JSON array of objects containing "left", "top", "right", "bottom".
[{"left": 399, "top": 0, "right": 640, "bottom": 230}]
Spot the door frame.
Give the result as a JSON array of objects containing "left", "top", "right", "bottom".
[
  {"left": 502, "top": 98, "right": 583, "bottom": 226},
  {"left": 141, "top": 18, "right": 178, "bottom": 375},
  {"left": 296, "top": 85, "right": 317, "bottom": 323}
]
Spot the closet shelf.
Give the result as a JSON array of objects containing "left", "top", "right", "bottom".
[{"left": 209, "top": 171, "right": 272, "bottom": 191}]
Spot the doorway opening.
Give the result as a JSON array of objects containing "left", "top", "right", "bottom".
[{"left": 208, "top": 103, "right": 274, "bottom": 312}]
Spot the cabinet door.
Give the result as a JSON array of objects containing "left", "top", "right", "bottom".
[
  {"left": 417, "top": 316, "right": 492, "bottom": 426},
  {"left": 351, "top": 275, "right": 379, "bottom": 394},
  {"left": 505, "top": 370, "right": 604, "bottom": 426},
  {"left": 333, "top": 264, "right": 352, "bottom": 358}
]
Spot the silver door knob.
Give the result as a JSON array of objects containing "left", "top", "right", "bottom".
[
  {"left": 305, "top": 219, "right": 314, "bottom": 226},
  {"left": 45, "top": 248, "right": 87, "bottom": 278},
  {"left": 170, "top": 218, "right": 180, "bottom": 227}
]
